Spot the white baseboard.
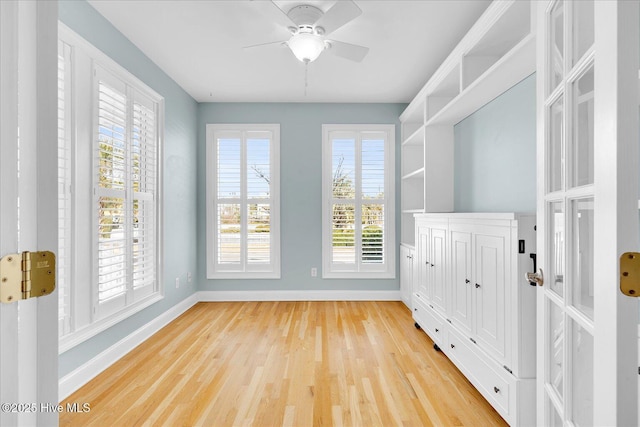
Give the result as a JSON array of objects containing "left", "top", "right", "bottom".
[
  {"left": 59, "top": 289, "right": 400, "bottom": 400},
  {"left": 197, "top": 289, "right": 402, "bottom": 302},
  {"left": 58, "top": 293, "right": 199, "bottom": 401}
]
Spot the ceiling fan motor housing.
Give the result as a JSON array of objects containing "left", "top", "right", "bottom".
[{"left": 287, "top": 5, "right": 324, "bottom": 29}]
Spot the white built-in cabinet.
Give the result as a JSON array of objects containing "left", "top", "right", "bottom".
[
  {"left": 398, "top": 1, "right": 538, "bottom": 424},
  {"left": 399, "top": 244, "right": 414, "bottom": 308},
  {"left": 413, "top": 214, "right": 537, "bottom": 426},
  {"left": 416, "top": 220, "right": 448, "bottom": 316}
]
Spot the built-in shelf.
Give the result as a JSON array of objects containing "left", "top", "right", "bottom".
[
  {"left": 426, "top": 34, "right": 535, "bottom": 126},
  {"left": 402, "top": 125, "right": 425, "bottom": 146},
  {"left": 399, "top": 0, "right": 535, "bottom": 246}
]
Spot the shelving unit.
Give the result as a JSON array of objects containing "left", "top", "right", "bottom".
[
  {"left": 399, "top": 0, "right": 535, "bottom": 246},
  {"left": 399, "top": 1, "right": 538, "bottom": 423}
]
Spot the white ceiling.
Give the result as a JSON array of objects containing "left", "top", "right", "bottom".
[{"left": 88, "top": 0, "right": 492, "bottom": 103}]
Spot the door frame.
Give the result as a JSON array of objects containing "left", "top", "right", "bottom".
[
  {"left": 592, "top": 2, "right": 639, "bottom": 424},
  {"left": 0, "top": 1, "right": 59, "bottom": 425}
]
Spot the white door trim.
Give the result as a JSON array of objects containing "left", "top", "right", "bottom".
[
  {"left": 0, "top": 1, "right": 59, "bottom": 425},
  {"left": 592, "top": 2, "right": 639, "bottom": 424}
]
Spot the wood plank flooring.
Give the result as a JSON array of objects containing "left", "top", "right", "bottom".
[{"left": 60, "top": 301, "right": 507, "bottom": 426}]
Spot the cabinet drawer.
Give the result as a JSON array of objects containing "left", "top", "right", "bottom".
[
  {"left": 413, "top": 295, "right": 446, "bottom": 346},
  {"left": 446, "top": 328, "right": 511, "bottom": 417}
]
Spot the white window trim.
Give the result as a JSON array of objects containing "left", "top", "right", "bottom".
[
  {"left": 321, "top": 124, "right": 396, "bottom": 279},
  {"left": 206, "top": 123, "right": 281, "bottom": 279},
  {"left": 58, "top": 24, "right": 164, "bottom": 354}
]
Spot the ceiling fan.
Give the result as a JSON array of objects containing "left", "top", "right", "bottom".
[{"left": 246, "top": 0, "right": 369, "bottom": 63}]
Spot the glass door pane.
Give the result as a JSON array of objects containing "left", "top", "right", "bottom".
[
  {"left": 571, "top": 65, "right": 594, "bottom": 187},
  {"left": 572, "top": 0, "right": 594, "bottom": 65},
  {"left": 549, "top": 300, "right": 564, "bottom": 400},
  {"left": 549, "top": 96, "right": 564, "bottom": 192},
  {"left": 550, "top": 0, "right": 565, "bottom": 92},
  {"left": 548, "top": 399, "right": 563, "bottom": 427},
  {"left": 549, "top": 202, "right": 565, "bottom": 297},
  {"left": 571, "top": 198, "right": 594, "bottom": 319},
  {"left": 571, "top": 320, "right": 594, "bottom": 426}
]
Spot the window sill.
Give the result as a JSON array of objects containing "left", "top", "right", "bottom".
[{"left": 59, "top": 293, "right": 164, "bottom": 354}]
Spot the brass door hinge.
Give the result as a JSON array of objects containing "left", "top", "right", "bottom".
[
  {"left": 620, "top": 252, "right": 640, "bottom": 297},
  {"left": 0, "top": 251, "right": 55, "bottom": 303}
]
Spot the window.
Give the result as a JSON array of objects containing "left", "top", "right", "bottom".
[
  {"left": 322, "top": 124, "right": 395, "bottom": 278},
  {"left": 206, "top": 124, "right": 280, "bottom": 278},
  {"left": 58, "top": 25, "right": 163, "bottom": 352},
  {"left": 94, "top": 66, "right": 159, "bottom": 317}
]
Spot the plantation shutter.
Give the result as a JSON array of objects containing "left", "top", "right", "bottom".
[
  {"left": 216, "top": 132, "right": 242, "bottom": 269},
  {"left": 361, "top": 135, "right": 385, "bottom": 265},
  {"left": 58, "top": 40, "right": 72, "bottom": 336},
  {"left": 131, "top": 91, "right": 156, "bottom": 299},
  {"left": 246, "top": 133, "right": 272, "bottom": 268},
  {"left": 208, "top": 125, "right": 280, "bottom": 278},
  {"left": 95, "top": 68, "right": 128, "bottom": 312},
  {"left": 214, "top": 131, "right": 274, "bottom": 270},
  {"left": 57, "top": 26, "right": 164, "bottom": 348},
  {"left": 94, "top": 65, "right": 161, "bottom": 316},
  {"left": 331, "top": 133, "right": 356, "bottom": 267},
  {"left": 323, "top": 126, "right": 394, "bottom": 278}
]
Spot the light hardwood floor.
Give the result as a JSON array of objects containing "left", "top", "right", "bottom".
[{"left": 60, "top": 301, "right": 507, "bottom": 426}]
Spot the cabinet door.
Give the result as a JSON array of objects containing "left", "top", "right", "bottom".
[
  {"left": 430, "top": 227, "right": 447, "bottom": 315},
  {"left": 400, "top": 245, "right": 414, "bottom": 307},
  {"left": 474, "top": 233, "right": 508, "bottom": 364},
  {"left": 415, "top": 226, "right": 430, "bottom": 299},
  {"left": 450, "top": 230, "right": 473, "bottom": 335}
]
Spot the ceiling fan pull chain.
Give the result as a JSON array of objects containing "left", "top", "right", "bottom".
[{"left": 304, "top": 60, "right": 309, "bottom": 97}]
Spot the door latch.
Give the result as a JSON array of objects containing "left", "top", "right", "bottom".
[
  {"left": 620, "top": 252, "right": 640, "bottom": 297},
  {"left": 0, "top": 251, "right": 55, "bottom": 303},
  {"left": 525, "top": 268, "right": 544, "bottom": 286}
]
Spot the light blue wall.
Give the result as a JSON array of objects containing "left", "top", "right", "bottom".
[
  {"left": 55, "top": 0, "right": 534, "bottom": 381},
  {"left": 454, "top": 73, "right": 536, "bottom": 212},
  {"left": 56, "top": 2, "right": 405, "bottom": 379},
  {"left": 197, "top": 103, "right": 405, "bottom": 292},
  {"left": 58, "top": 1, "right": 199, "bottom": 379}
]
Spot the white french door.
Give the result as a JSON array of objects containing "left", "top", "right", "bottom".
[
  {"left": 0, "top": 1, "right": 59, "bottom": 426},
  {"left": 536, "top": 1, "right": 639, "bottom": 425}
]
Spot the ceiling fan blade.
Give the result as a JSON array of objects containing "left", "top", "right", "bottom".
[
  {"left": 315, "top": 0, "right": 362, "bottom": 36},
  {"left": 265, "top": 0, "right": 298, "bottom": 29},
  {"left": 243, "top": 40, "right": 288, "bottom": 50},
  {"left": 326, "top": 40, "right": 369, "bottom": 62}
]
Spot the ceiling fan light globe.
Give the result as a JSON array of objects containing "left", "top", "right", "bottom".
[{"left": 288, "top": 33, "right": 325, "bottom": 63}]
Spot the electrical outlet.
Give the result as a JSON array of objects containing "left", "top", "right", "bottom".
[
  {"left": 175, "top": 277, "right": 180, "bottom": 288},
  {"left": 311, "top": 267, "right": 317, "bottom": 277},
  {"left": 187, "top": 272, "right": 192, "bottom": 283}
]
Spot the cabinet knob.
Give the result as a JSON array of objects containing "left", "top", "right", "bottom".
[
  {"left": 435, "top": 328, "right": 439, "bottom": 333},
  {"left": 475, "top": 283, "right": 481, "bottom": 289},
  {"left": 430, "top": 263, "right": 434, "bottom": 267},
  {"left": 450, "top": 344, "right": 455, "bottom": 349},
  {"left": 465, "top": 279, "right": 470, "bottom": 284},
  {"left": 494, "top": 386, "right": 500, "bottom": 394}
]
